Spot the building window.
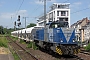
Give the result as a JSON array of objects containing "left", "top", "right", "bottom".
[
  {"left": 65, "top": 18, "right": 68, "bottom": 21},
  {"left": 59, "top": 18, "right": 64, "bottom": 21},
  {"left": 59, "top": 18, "right": 68, "bottom": 22},
  {"left": 58, "top": 5, "right": 69, "bottom": 9},
  {"left": 57, "top": 11, "right": 59, "bottom": 16},
  {"left": 67, "top": 11, "right": 69, "bottom": 16},
  {"left": 52, "top": 12, "right": 53, "bottom": 21},
  {"left": 64, "top": 5, "right": 69, "bottom": 9},
  {"left": 53, "top": 11, "right": 55, "bottom": 17},
  {"left": 54, "top": 18, "right": 55, "bottom": 21},
  {"left": 61, "top": 11, "right": 66, "bottom": 16},
  {"left": 58, "top": 5, "right": 60, "bottom": 8}
]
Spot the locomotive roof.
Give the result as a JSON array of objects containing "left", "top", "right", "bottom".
[
  {"left": 11, "top": 26, "right": 44, "bottom": 34},
  {"left": 11, "top": 30, "right": 18, "bottom": 34},
  {"left": 26, "top": 27, "right": 34, "bottom": 33},
  {"left": 22, "top": 29, "right": 27, "bottom": 33},
  {"left": 26, "top": 26, "right": 44, "bottom": 33},
  {"left": 18, "top": 30, "right": 22, "bottom": 33}
]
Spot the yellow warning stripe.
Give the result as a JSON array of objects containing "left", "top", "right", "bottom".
[
  {"left": 78, "top": 49, "right": 80, "bottom": 53},
  {"left": 74, "top": 49, "right": 77, "bottom": 54},
  {"left": 56, "top": 47, "right": 62, "bottom": 55},
  {"left": 74, "top": 49, "right": 80, "bottom": 54}
]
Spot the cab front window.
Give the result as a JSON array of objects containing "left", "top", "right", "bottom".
[{"left": 49, "top": 22, "right": 67, "bottom": 28}]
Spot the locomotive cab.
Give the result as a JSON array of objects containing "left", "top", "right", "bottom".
[
  {"left": 45, "top": 21, "right": 77, "bottom": 44},
  {"left": 46, "top": 22, "right": 80, "bottom": 55},
  {"left": 46, "top": 21, "right": 69, "bottom": 28}
]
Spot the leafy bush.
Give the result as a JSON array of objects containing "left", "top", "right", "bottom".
[
  {"left": 27, "top": 42, "right": 32, "bottom": 48},
  {"left": 85, "top": 43, "right": 90, "bottom": 51},
  {"left": 33, "top": 43, "right": 38, "bottom": 50}
]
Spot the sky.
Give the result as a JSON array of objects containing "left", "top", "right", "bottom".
[{"left": 0, "top": 0, "right": 90, "bottom": 28}]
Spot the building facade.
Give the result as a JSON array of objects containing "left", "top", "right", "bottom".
[
  {"left": 37, "top": 3, "right": 70, "bottom": 27},
  {"left": 83, "top": 21, "right": 90, "bottom": 42},
  {"left": 71, "top": 17, "right": 90, "bottom": 42}
]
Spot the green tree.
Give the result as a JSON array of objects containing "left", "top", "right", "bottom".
[
  {"left": 85, "top": 43, "right": 90, "bottom": 51},
  {"left": 0, "top": 26, "right": 4, "bottom": 34},
  {"left": 7, "top": 28, "right": 14, "bottom": 34},
  {"left": 27, "top": 23, "right": 36, "bottom": 28},
  {"left": 3, "top": 28, "right": 7, "bottom": 34},
  {"left": 0, "top": 26, "right": 14, "bottom": 35}
]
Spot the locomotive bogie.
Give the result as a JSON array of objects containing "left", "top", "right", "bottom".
[{"left": 56, "top": 45, "right": 80, "bottom": 55}]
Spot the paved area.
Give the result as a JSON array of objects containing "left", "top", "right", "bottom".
[
  {"left": 0, "top": 54, "right": 14, "bottom": 60},
  {"left": 0, "top": 47, "right": 14, "bottom": 60}
]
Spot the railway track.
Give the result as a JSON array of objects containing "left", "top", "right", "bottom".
[
  {"left": 58, "top": 55, "right": 84, "bottom": 60},
  {"left": 39, "top": 48, "right": 84, "bottom": 60},
  {"left": 75, "top": 48, "right": 90, "bottom": 60},
  {"left": 80, "top": 49, "right": 90, "bottom": 55},
  {"left": 6, "top": 36, "right": 89, "bottom": 60},
  {"left": 6, "top": 36, "right": 38, "bottom": 60}
]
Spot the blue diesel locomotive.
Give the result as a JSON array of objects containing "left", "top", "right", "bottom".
[{"left": 34, "top": 22, "right": 80, "bottom": 55}]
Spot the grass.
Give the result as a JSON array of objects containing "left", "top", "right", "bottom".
[
  {"left": 10, "top": 36, "right": 18, "bottom": 41},
  {"left": 0, "top": 34, "right": 20, "bottom": 60},
  {"left": 12, "top": 51, "right": 20, "bottom": 60},
  {"left": 9, "top": 45, "right": 20, "bottom": 60},
  {"left": 8, "top": 35, "right": 20, "bottom": 60},
  {"left": 19, "top": 39, "right": 26, "bottom": 44},
  {"left": 27, "top": 42, "right": 38, "bottom": 50},
  {"left": 0, "top": 35, "right": 8, "bottom": 48}
]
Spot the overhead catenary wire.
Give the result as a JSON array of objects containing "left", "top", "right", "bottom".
[
  {"left": 26, "top": 0, "right": 44, "bottom": 19},
  {"left": 35, "top": 0, "right": 70, "bottom": 27},
  {"left": 36, "top": 0, "right": 70, "bottom": 17},
  {"left": 14, "top": 0, "right": 21, "bottom": 15},
  {"left": 37, "top": 0, "right": 70, "bottom": 14},
  {"left": 16, "top": 0, "right": 25, "bottom": 16},
  {"left": 29, "top": 0, "right": 48, "bottom": 18},
  {"left": 27, "top": 0, "right": 70, "bottom": 22},
  {"left": 29, "top": 1, "right": 46, "bottom": 20},
  {"left": 22, "top": 0, "right": 90, "bottom": 21},
  {"left": 30, "top": 4, "right": 43, "bottom": 15},
  {"left": 11, "top": 0, "right": 22, "bottom": 20},
  {"left": 63, "top": 0, "right": 69, "bottom": 3},
  {"left": 12, "top": 0, "right": 25, "bottom": 21},
  {"left": 9, "top": 0, "right": 23, "bottom": 28},
  {"left": 71, "top": 7, "right": 90, "bottom": 14},
  {"left": 12, "top": 0, "right": 25, "bottom": 29},
  {"left": 28, "top": 0, "right": 70, "bottom": 23},
  {"left": 28, "top": 0, "right": 70, "bottom": 22},
  {"left": 39, "top": 0, "right": 90, "bottom": 15}
]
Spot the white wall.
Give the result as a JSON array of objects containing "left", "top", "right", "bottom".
[{"left": 37, "top": 3, "right": 70, "bottom": 27}]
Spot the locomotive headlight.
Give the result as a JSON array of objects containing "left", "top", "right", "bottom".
[
  {"left": 73, "top": 40, "right": 75, "bottom": 42},
  {"left": 73, "top": 38, "right": 76, "bottom": 42},
  {"left": 60, "top": 39, "right": 63, "bottom": 42}
]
